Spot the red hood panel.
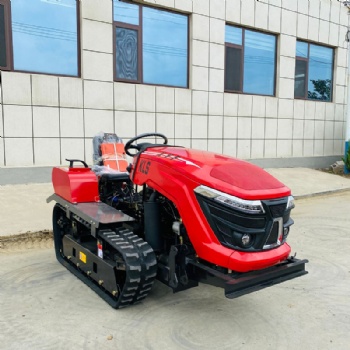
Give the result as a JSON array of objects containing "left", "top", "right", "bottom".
[
  {"left": 141, "top": 146, "right": 291, "bottom": 200},
  {"left": 210, "top": 163, "right": 284, "bottom": 191}
]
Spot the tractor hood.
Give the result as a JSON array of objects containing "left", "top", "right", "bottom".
[{"left": 140, "top": 146, "right": 291, "bottom": 200}]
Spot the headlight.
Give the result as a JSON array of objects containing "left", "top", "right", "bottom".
[
  {"left": 286, "top": 196, "right": 295, "bottom": 210},
  {"left": 194, "top": 185, "right": 265, "bottom": 214}
]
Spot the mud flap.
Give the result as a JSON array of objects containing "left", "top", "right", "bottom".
[{"left": 188, "top": 257, "right": 308, "bottom": 299}]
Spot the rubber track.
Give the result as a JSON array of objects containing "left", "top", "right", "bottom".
[
  {"left": 53, "top": 204, "right": 157, "bottom": 309},
  {"left": 100, "top": 228, "right": 158, "bottom": 308}
]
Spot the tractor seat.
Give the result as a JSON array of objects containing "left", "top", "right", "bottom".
[
  {"left": 92, "top": 132, "right": 130, "bottom": 181},
  {"left": 100, "top": 142, "right": 128, "bottom": 173}
]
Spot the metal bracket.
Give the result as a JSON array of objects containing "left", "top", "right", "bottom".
[{"left": 48, "top": 193, "right": 134, "bottom": 238}]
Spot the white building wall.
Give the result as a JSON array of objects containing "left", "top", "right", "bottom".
[{"left": 0, "top": 0, "right": 348, "bottom": 167}]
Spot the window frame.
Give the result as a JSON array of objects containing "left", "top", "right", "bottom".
[
  {"left": 224, "top": 25, "right": 277, "bottom": 97},
  {"left": 294, "top": 40, "right": 334, "bottom": 102},
  {"left": 113, "top": 0, "right": 189, "bottom": 88},
  {"left": 0, "top": 0, "right": 13, "bottom": 71},
  {"left": 0, "top": 0, "right": 80, "bottom": 77}
]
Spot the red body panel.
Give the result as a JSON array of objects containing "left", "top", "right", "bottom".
[
  {"left": 131, "top": 147, "right": 290, "bottom": 200},
  {"left": 52, "top": 167, "right": 99, "bottom": 203},
  {"left": 131, "top": 147, "right": 291, "bottom": 272}
]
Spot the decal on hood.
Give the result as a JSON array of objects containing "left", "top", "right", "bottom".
[{"left": 143, "top": 151, "right": 201, "bottom": 169}]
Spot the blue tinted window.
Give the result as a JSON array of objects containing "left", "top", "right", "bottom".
[
  {"left": 308, "top": 44, "right": 333, "bottom": 101},
  {"left": 116, "top": 27, "right": 138, "bottom": 81},
  {"left": 294, "top": 59, "right": 307, "bottom": 98},
  {"left": 143, "top": 7, "right": 187, "bottom": 87},
  {"left": 296, "top": 41, "right": 308, "bottom": 58},
  {"left": 225, "top": 25, "right": 242, "bottom": 45},
  {"left": 294, "top": 41, "right": 333, "bottom": 101},
  {"left": 11, "top": 0, "right": 78, "bottom": 76},
  {"left": 225, "top": 26, "right": 276, "bottom": 96},
  {"left": 113, "top": 1, "right": 188, "bottom": 88},
  {"left": 113, "top": 0, "right": 139, "bottom": 25},
  {"left": 243, "top": 30, "right": 276, "bottom": 95}
]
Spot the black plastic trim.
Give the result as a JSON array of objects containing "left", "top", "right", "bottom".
[
  {"left": 188, "top": 257, "right": 308, "bottom": 299},
  {"left": 195, "top": 193, "right": 292, "bottom": 252}
]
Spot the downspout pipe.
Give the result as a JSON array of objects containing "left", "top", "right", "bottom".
[
  {"left": 347, "top": 49, "right": 350, "bottom": 140},
  {"left": 345, "top": 10, "right": 350, "bottom": 174}
]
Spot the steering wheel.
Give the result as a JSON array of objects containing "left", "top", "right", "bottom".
[{"left": 124, "top": 132, "right": 168, "bottom": 157}]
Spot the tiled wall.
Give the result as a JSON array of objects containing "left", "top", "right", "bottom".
[{"left": 0, "top": 0, "right": 348, "bottom": 167}]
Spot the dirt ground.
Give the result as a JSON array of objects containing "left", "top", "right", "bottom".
[
  {"left": 0, "top": 192, "right": 350, "bottom": 350},
  {"left": 0, "top": 231, "right": 53, "bottom": 251},
  {"left": 318, "top": 167, "right": 350, "bottom": 179}
]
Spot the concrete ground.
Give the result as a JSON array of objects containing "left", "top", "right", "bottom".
[{"left": 0, "top": 191, "right": 349, "bottom": 349}]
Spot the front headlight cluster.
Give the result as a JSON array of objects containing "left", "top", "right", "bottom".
[
  {"left": 286, "top": 195, "right": 295, "bottom": 210},
  {"left": 194, "top": 185, "right": 265, "bottom": 215}
]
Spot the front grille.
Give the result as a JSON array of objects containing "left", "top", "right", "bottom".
[
  {"left": 266, "top": 221, "right": 279, "bottom": 245},
  {"left": 269, "top": 204, "right": 286, "bottom": 218},
  {"left": 209, "top": 203, "right": 266, "bottom": 229},
  {"left": 195, "top": 193, "right": 291, "bottom": 252}
]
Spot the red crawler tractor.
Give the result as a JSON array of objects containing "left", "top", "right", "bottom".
[{"left": 47, "top": 132, "right": 308, "bottom": 308}]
